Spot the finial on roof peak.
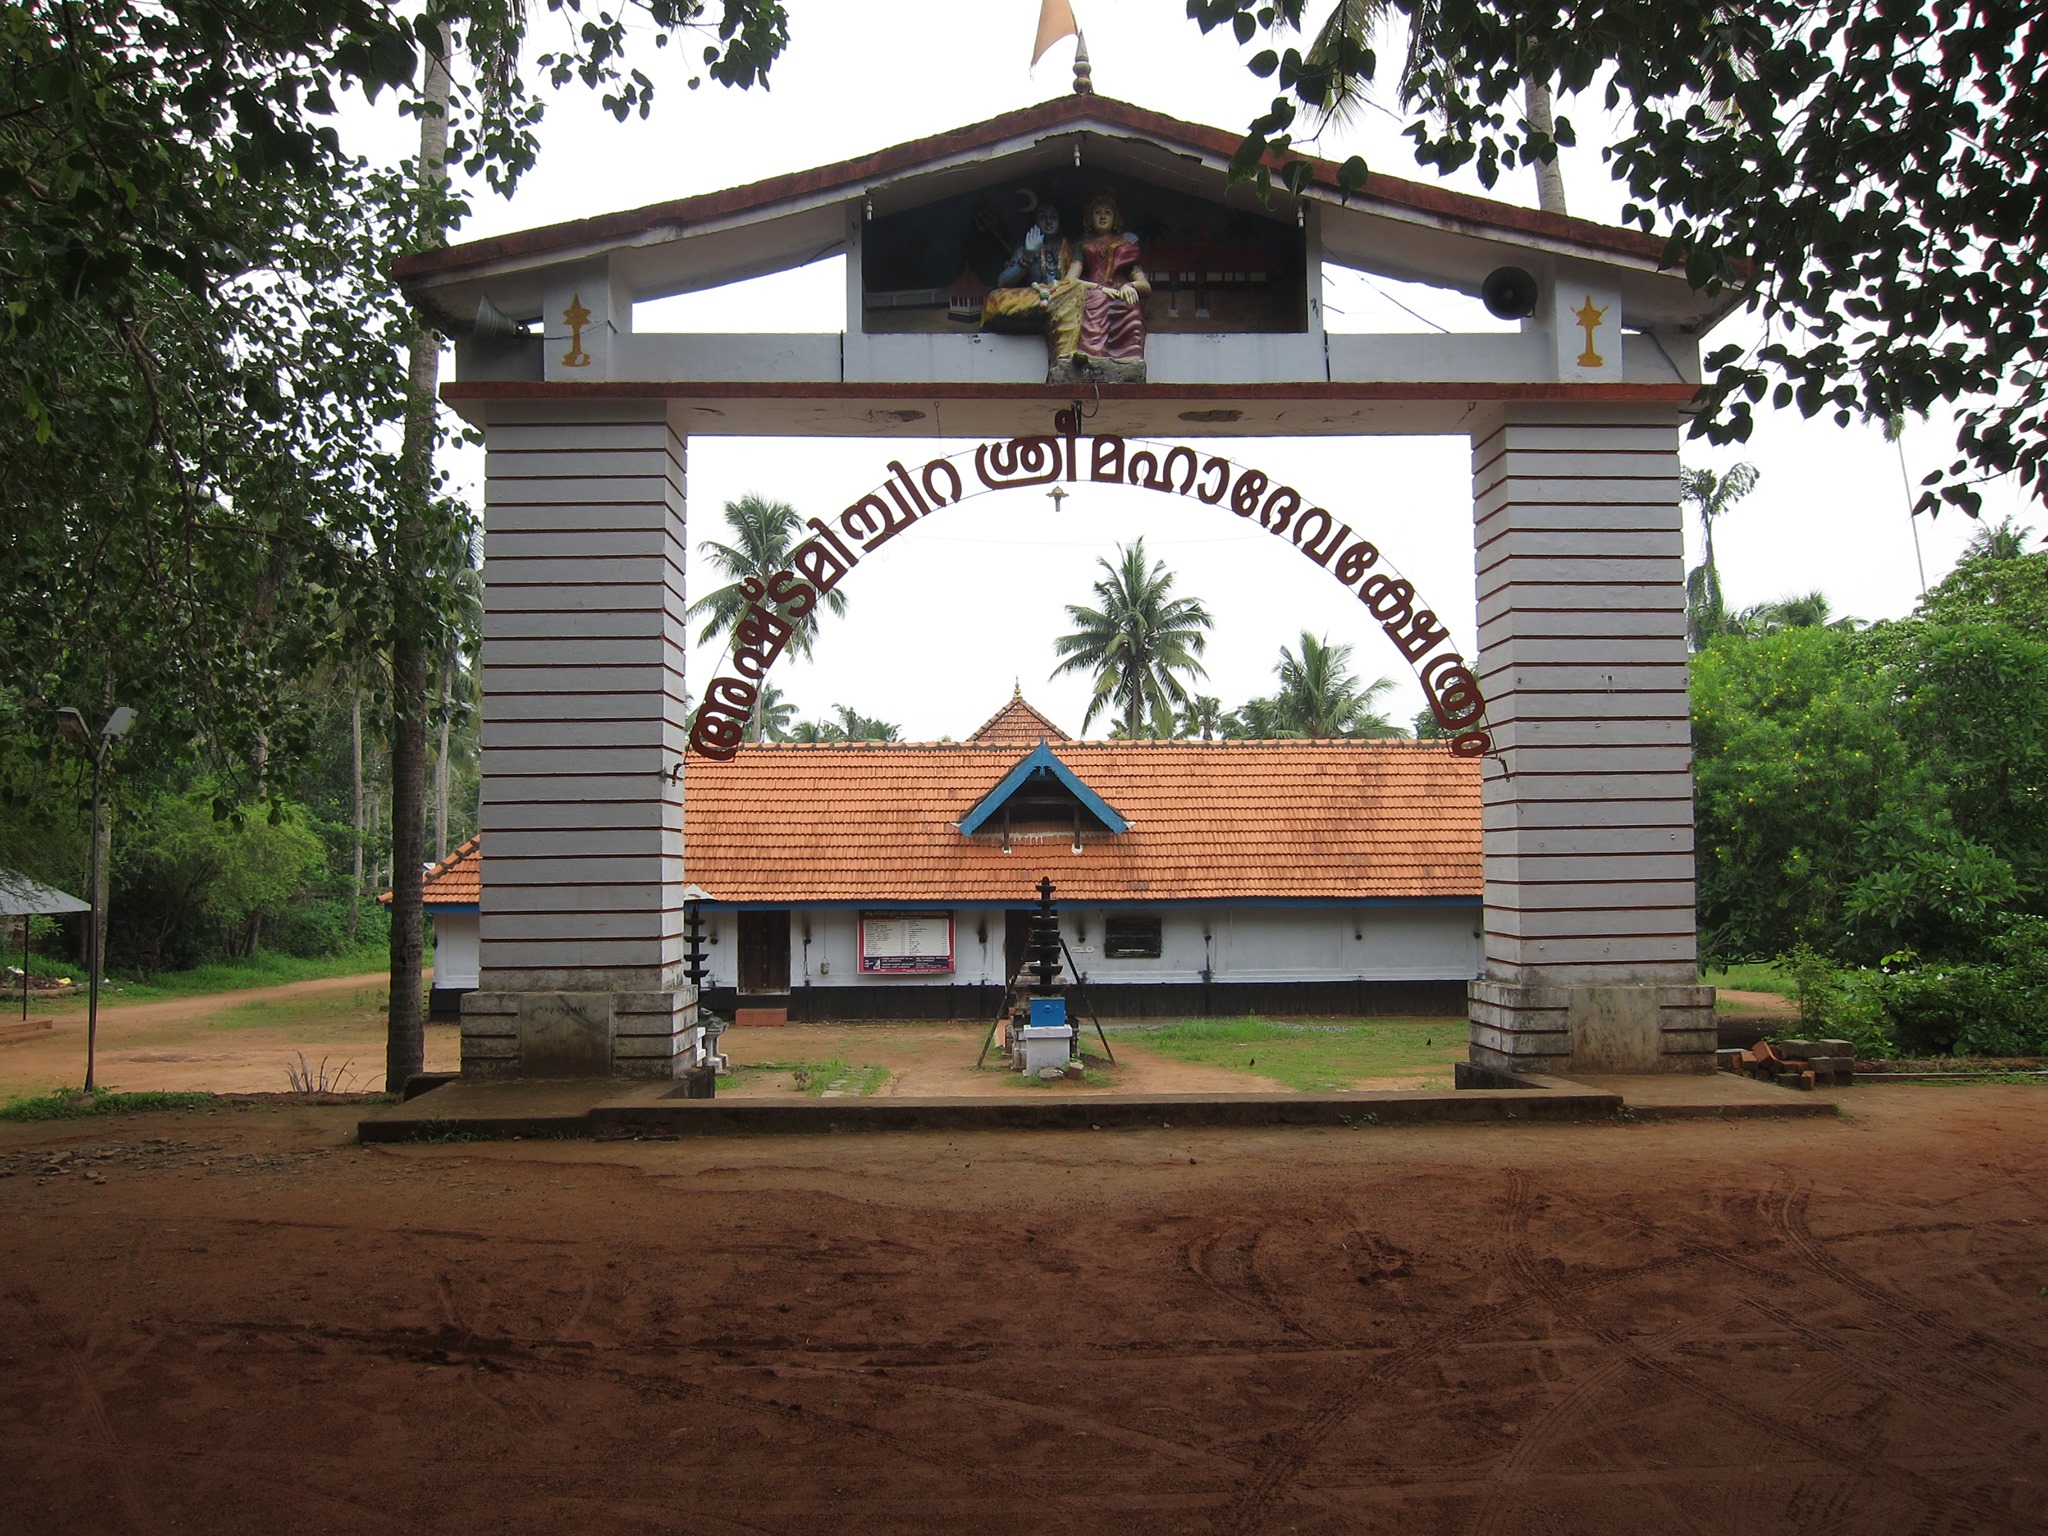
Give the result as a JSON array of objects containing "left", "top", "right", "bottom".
[{"left": 1073, "top": 30, "right": 1093, "bottom": 94}]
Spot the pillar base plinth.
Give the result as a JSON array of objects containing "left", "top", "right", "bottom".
[
  {"left": 459, "top": 986, "right": 702, "bottom": 1080},
  {"left": 1468, "top": 979, "right": 1715, "bottom": 1076}
]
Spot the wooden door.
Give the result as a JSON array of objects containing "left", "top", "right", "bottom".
[{"left": 737, "top": 909, "right": 790, "bottom": 994}]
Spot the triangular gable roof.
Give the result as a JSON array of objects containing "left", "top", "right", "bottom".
[
  {"left": 957, "top": 741, "right": 1130, "bottom": 836},
  {"left": 966, "top": 690, "right": 1071, "bottom": 747},
  {"left": 396, "top": 93, "right": 1737, "bottom": 337}
]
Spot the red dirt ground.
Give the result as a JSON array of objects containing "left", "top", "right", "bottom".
[{"left": 2, "top": 1085, "right": 2045, "bottom": 1533}]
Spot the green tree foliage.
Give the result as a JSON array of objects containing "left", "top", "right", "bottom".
[
  {"left": 1049, "top": 541, "right": 1214, "bottom": 737},
  {"left": 1692, "top": 553, "right": 2048, "bottom": 964},
  {"left": 3, "top": 1, "right": 788, "bottom": 1027},
  {"left": 1917, "top": 538, "right": 2048, "bottom": 638},
  {"left": 116, "top": 790, "right": 330, "bottom": 970},
  {"left": 1190, "top": 0, "right": 2048, "bottom": 513},
  {"left": 687, "top": 493, "right": 849, "bottom": 655}
]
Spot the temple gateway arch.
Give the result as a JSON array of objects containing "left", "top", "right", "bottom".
[{"left": 394, "top": 93, "right": 1744, "bottom": 1084}]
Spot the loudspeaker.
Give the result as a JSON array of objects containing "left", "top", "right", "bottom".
[
  {"left": 473, "top": 294, "right": 528, "bottom": 338},
  {"left": 1480, "top": 266, "right": 1540, "bottom": 320}
]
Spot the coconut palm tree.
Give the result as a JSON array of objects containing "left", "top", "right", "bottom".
[
  {"left": 1964, "top": 517, "right": 2039, "bottom": 560},
  {"left": 1226, "top": 696, "right": 1293, "bottom": 740},
  {"left": 1179, "top": 694, "right": 1226, "bottom": 741},
  {"left": 1733, "top": 590, "right": 1861, "bottom": 636},
  {"left": 1272, "top": 631, "right": 1402, "bottom": 737},
  {"left": 686, "top": 493, "right": 849, "bottom": 656},
  {"left": 1682, "top": 462, "right": 1759, "bottom": 650},
  {"left": 1049, "top": 540, "right": 1213, "bottom": 737},
  {"left": 747, "top": 682, "right": 794, "bottom": 743},
  {"left": 836, "top": 704, "right": 899, "bottom": 742}
]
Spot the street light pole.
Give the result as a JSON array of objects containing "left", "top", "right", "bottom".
[
  {"left": 84, "top": 741, "right": 104, "bottom": 1093},
  {"left": 57, "top": 706, "right": 135, "bottom": 1095}
]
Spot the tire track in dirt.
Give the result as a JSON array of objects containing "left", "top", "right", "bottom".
[
  {"left": 1767, "top": 1179, "right": 2037, "bottom": 1409},
  {"left": 1208, "top": 1166, "right": 1796, "bottom": 1536},
  {"left": 1183, "top": 1224, "right": 1327, "bottom": 1344},
  {"left": 4, "top": 1288, "right": 158, "bottom": 1535},
  {"left": 1486, "top": 1168, "right": 2036, "bottom": 1535},
  {"left": 1593, "top": 1196, "right": 2041, "bottom": 1435}
]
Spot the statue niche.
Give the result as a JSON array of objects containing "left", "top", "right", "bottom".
[
  {"left": 858, "top": 173, "right": 1306, "bottom": 387},
  {"left": 980, "top": 184, "right": 1151, "bottom": 385}
]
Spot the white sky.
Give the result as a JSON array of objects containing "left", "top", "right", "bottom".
[{"left": 347, "top": 0, "right": 2035, "bottom": 741}]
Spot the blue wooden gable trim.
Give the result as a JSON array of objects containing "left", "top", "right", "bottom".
[{"left": 956, "top": 741, "right": 1129, "bottom": 836}]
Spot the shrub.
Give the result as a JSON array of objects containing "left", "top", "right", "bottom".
[{"left": 1782, "top": 918, "right": 2048, "bottom": 1059}]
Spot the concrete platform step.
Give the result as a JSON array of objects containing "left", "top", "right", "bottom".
[{"left": 357, "top": 1072, "right": 1837, "bottom": 1143}]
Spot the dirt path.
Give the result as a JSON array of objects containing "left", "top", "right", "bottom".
[
  {"left": 1720, "top": 987, "right": 1798, "bottom": 1014},
  {"left": 0, "top": 973, "right": 455, "bottom": 1096},
  {"left": 46, "top": 970, "right": 399, "bottom": 1028},
  {"left": 2, "top": 1084, "right": 2044, "bottom": 1532}
]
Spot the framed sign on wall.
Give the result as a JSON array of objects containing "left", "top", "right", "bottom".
[{"left": 859, "top": 911, "right": 954, "bottom": 974}]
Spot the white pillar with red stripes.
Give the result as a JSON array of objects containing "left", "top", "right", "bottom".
[
  {"left": 1466, "top": 402, "right": 1715, "bottom": 1074},
  {"left": 459, "top": 399, "right": 699, "bottom": 1078}
]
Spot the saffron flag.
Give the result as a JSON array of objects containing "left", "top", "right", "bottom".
[{"left": 1032, "top": 0, "right": 1078, "bottom": 67}]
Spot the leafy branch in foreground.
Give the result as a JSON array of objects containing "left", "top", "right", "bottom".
[{"left": 1189, "top": 0, "right": 2048, "bottom": 515}]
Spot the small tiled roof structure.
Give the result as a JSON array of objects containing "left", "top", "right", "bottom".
[
  {"left": 413, "top": 837, "right": 481, "bottom": 910},
  {"left": 964, "top": 688, "right": 1071, "bottom": 747}
]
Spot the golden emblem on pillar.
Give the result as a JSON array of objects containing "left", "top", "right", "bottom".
[
  {"left": 1573, "top": 295, "right": 1608, "bottom": 368},
  {"left": 561, "top": 293, "right": 593, "bottom": 368}
]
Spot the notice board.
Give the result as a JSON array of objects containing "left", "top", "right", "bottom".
[{"left": 859, "top": 911, "right": 954, "bottom": 974}]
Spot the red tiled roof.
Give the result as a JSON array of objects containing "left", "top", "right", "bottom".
[
  {"left": 417, "top": 837, "right": 481, "bottom": 908},
  {"left": 965, "top": 691, "right": 1071, "bottom": 746},
  {"left": 679, "top": 737, "right": 1478, "bottom": 905}
]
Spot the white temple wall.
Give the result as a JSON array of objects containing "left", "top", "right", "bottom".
[
  {"left": 692, "top": 903, "right": 1480, "bottom": 992},
  {"left": 429, "top": 912, "right": 481, "bottom": 991}
]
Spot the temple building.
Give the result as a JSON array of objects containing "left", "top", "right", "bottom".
[{"left": 419, "top": 693, "right": 1481, "bottom": 1023}]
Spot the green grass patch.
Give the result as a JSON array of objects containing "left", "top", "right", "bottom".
[
  {"left": 33, "top": 944, "right": 393, "bottom": 1007},
  {"left": 740, "top": 1058, "right": 889, "bottom": 1097},
  {"left": 204, "top": 987, "right": 389, "bottom": 1032},
  {"left": 1, "top": 1088, "right": 219, "bottom": 1121},
  {"left": 1701, "top": 960, "right": 1793, "bottom": 996},
  {"left": 1107, "top": 1015, "right": 1461, "bottom": 1092}
]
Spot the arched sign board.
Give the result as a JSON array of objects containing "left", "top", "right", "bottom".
[{"left": 688, "top": 407, "right": 1489, "bottom": 760}]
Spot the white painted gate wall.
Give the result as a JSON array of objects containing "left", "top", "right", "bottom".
[{"left": 459, "top": 402, "right": 702, "bottom": 1078}]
